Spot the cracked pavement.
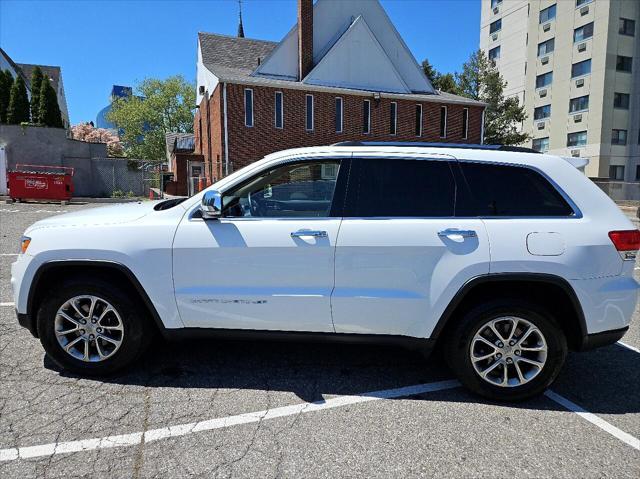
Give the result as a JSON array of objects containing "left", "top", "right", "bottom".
[{"left": 0, "top": 202, "right": 638, "bottom": 478}]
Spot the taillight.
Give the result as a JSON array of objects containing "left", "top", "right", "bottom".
[{"left": 608, "top": 230, "right": 640, "bottom": 259}]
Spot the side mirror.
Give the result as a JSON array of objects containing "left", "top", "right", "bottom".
[{"left": 201, "top": 190, "right": 222, "bottom": 219}]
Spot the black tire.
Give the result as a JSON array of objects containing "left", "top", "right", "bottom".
[
  {"left": 37, "top": 277, "right": 151, "bottom": 376},
  {"left": 445, "top": 300, "right": 567, "bottom": 401}
]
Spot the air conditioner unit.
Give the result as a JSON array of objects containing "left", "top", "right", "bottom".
[
  {"left": 571, "top": 149, "right": 581, "bottom": 157},
  {"left": 543, "top": 22, "right": 551, "bottom": 32},
  {"left": 493, "top": 6, "right": 499, "bottom": 14},
  {"left": 198, "top": 85, "right": 205, "bottom": 95},
  {"left": 575, "top": 78, "right": 585, "bottom": 87},
  {"left": 541, "top": 56, "right": 549, "bottom": 65},
  {"left": 580, "top": 6, "right": 589, "bottom": 15},
  {"left": 577, "top": 42, "right": 587, "bottom": 52},
  {"left": 539, "top": 89, "right": 548, "bottom": 97},
  {"left": 574, "top": 114, "right": 583, "bottom": 122},
  {"left": 537, "top": 121, "right": 545, "bottom": 130},
  {"left": 492, "top": 33, "right": 498, "bottom": 41}
]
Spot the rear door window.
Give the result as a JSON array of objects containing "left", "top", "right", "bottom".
[
  {"left": 345, "top": 158, "right": 456, "bottom": 217},
  {"left": 457, "top": 162, "right": 574, "bottom": 217}
]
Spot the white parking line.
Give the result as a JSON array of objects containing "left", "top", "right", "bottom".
[
  {"left": 0, "top": 379, "right": 460, "bottom": 462},
  {"left": 545, "top": 390, "right": 640, "bottom": 450},
  {"left": 0, "top": 302, "right": 14, "bottom": 307},
  {"left": 0, "top": 254, "right": 18, "bottom": 257},
  {"left": 617, "top": 341, "right": 640, "bottom": 354}
]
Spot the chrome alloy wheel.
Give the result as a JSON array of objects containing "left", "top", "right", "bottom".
[
  {"left": 470, "top": 316, "right": 548, "bottom": 388},
  {"left": 54, "top": 295, "right": 124, "bottom": 362}
]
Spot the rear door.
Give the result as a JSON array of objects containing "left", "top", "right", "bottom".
[{"left": 331, "top": 155, "right": 490, "bottom": 338}]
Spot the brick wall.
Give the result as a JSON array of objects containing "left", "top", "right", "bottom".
[
  {"left": 195, "top": 85, "right": 225, "bottom": 183},
  {"left": 297, "top": 0, "right": 314, "bottom": 80}
]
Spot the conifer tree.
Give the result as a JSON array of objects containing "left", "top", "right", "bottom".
[
  {"left": 39, "top": 78, "right": 63, "bottom": 128},
  {"left": 30, "top": 66, "right": 44, "bottom": 123},
  {"left": 0, "top": 70, "right": 13, "bottom": 123},
  {"left": 6, "top": 74, "right": 30, "bottom": 124}
]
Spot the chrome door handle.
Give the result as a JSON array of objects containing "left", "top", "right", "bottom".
[
  {"left": 438, "top": 229, "right": 477, "bottom": 238},
  {"left": 291, "top": 230, "right": 328, "bottom": 238}
]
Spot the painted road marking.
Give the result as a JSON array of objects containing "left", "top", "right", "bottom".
[
  {"left": 0, "top": 380, "right": 460, "bottom": 462},
  {"left": 617, "top": 341, "right": 640, "bottom": 354},
  {"left": 0, "top": 254, "right": 18, "bottom": 257},
  {"left": 0, "top": 302, "right": 14, "bottom": 307},
  {"left": 545, "top": 390, "right": 640, "bottom": 450}
]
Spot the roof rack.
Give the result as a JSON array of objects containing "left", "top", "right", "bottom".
[{"left": 331, "top": 141, "right": 540, "bottom": 154}]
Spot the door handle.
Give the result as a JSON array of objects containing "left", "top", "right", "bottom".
[
  {"left": 291, "top": 230, "right": 328, "bottom": 238},
  {"left": 438, "top": 229, "right": 477, "bottom": 238}
]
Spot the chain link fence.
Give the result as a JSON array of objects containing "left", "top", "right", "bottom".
[
  {"left": 593, "top": 180, "right": 640, "bottom": 202},
  {"left": 91, "top": 158, "right": 163, "bottom": 199}
]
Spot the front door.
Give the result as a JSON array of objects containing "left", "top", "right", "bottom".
[
  {"left": 331, "top": 156, "right": 490, "bottom": 338},
  {"left": 172, "top": 159, "right": 346, "bottom": 332}
]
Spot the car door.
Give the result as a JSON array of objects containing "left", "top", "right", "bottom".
[
  {"left": 172, "top": 158, "right": 348, "bottom": 332},
  {"left": 331, "top": 155, "right": 490, "bottom": 338}
]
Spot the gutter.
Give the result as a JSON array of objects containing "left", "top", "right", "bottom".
[
  {"left": 480, "top": 109, "right": 485, "bottom": 145},
  {"left": 222, "top": 82, "right": 230, "bottom": 176}
]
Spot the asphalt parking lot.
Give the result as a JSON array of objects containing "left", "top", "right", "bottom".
[{"left": 0, "top": 202, "right": 638, "bottom": 478}]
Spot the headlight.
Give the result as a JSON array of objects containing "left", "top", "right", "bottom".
[{"left": 20, "top": 236, "right": 31, "bottom": 254}]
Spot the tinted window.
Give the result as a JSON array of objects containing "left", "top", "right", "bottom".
[
  {"left": 489, "top": 46, "right": 501, "bottom": 60},
  {"left": 539, "top": 4, "right": 556, "bottom": 24},
  {"left": 490, "top": 19, "right": 502, "bottom": 34},
  {"left": 363, "top": 100, "right": 371, "bottom": 134},
  {"left": 305, "top": 95, "right": 314, "bottom": 130},
  {"left": 458, "top": 163, "right": 573, "bottom": 217},
  {"left": 274, "top": 92, "right": 283, "bottom": 128},
  {"left": 223, "top": 161, "right": 341, "bottom": 218},
  {"left": 569, "top": 95, "right": 589, "bottom": 113},
  {"left": 244, "top": 89, "right": 253, "bottom": 127},
  {"left": 536, "top": 72, "right": 553, "bottom": 88},
  {"left": 617, "top": 56, "right": 632, "bottom": 72},
  {"left": 571, "top": 59, "right": 591, "bottom": 78},
  {"left": 347, "top": 159, "right": 455, "bottom": 217},
  {"left": 335, "top": 97, "right": 343, "bottom": 133},
  {"left": 574, "top": 22, "right": 594, "bottom": 42},
  {"left": 534, "top": 104, "right": 551, "bottom": 120},
  {"left": 537, "top": 38, "right": 554, "bottom": 56}
]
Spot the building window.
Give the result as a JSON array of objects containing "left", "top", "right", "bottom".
[
  {"left": 539, "top": 4, "right": 556, "bottom": 24},
  {"left": 616, "top": 55, "right": 632, "bottom": 72},
  {"left": 389, "top": 102, "right": 397, "bottom": 135},
  {"left": 305, "top": 94, "right": 314, "bottom": 131},
  {"left": 534, "top": 104, "right": 551, "bottom": 120},
  {"left": 490, "top": 19, "right": 502, "bottom": 34},
  {"left": 609, "top": 165, "right": 625, "bottom": 180},
  {"left": 569, "top": 95, "right": 589, "bottom": 113},
  {"left": 440, "top": 106, "right": 447, "bottom": 138},
  {"left": 576, "top": 0, "right": 592, "bottom": 7},
  {"left": 567, "top": 131, "right": 587, "bottom": 147},
  {"left": 491, "top": 0, "right": 502, "bottom": 8},
  {"left": 636, "top": 165, "right": 640, "bottom": 181},
  {"left": 415, "top": 104, "right": 423, "bottom": 137},
  {"left": 537, "top": 38, "right": 555, "bottom": 56},
  {"left": 574, "top": 22, "right": 594, "bottom": 42},
  {"left": 488, "top": 46, "right": 501, "bottom": 61},
  {"left": 335, "top": 97, "right": 343, "bottom": 133},
  {"left": 613, "top": 92, "right": 630, "bottom": 109},
  {"left": 536, "top": 72, "right": 553, "bottom": 88},
  {"left": 363, "top": 100, "right": 371, "bottom": 134},
  {"left": 462, "top": 108, "right": 469, "bottom": 139},
  {"left": 571, "top": 59, "right": 591, "bottom": 78},
  {"left": 619, "top": 18, "right": 635, "bottom": 36},
  {"left": 244, "top": 89, "right": 254, "bottom": 127},
  {"left": 532, "top": 137, "right": 549, "bottom": 153},
  {"left": 612, "top": 129, "right": 627, "bottom": 145},
  {"left": 274, "top": 91, "right": 283, "bottom": 129}
]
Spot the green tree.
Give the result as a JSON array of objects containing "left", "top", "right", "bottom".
[
  {"left": 421, "top": 59, "right": 458, "bottom": 94},
  {"left": 0, "top": 70, "right": 14, "bottom": 123},
  {"left": 29, "top": 66, "right": 44, "bottom": 123},
  {"left": 456, "top": 49, "right": 528, "bottom": 145},
  {"left": 107, "top": 75, "right": 195, "bottom": 161},
  {"left": 6, "top": 74, "right": 30, "bottom": 124},
  {"left": 39, "top": 78, "right": 63, "bottom": 128}
]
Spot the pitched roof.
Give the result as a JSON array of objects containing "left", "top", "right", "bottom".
[
  {"left": 165, "top": 132, "right": 195, "bottom": 155},
  {"left": 17, "top": 64, "right": 62, "bottom": 93}
]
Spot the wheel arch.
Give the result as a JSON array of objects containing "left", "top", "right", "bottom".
[
  {"left": 432, "top": 273, "right": 588, "bottom": 351},
  {"left": 27, "top": 260, "right": 166, "bottom": 338}
]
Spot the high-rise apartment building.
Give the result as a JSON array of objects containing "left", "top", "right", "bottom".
[{"left": 480, "top": 0, "right": 639, "bottom": 182}]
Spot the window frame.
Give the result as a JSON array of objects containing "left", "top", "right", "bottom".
[
  {"left": 363, "top": 100, "right": 371, "bottom": 134},
  {"left": 613, "top": 92, "right": 630, "bottom": 110},
  {"left": 389, "top": 102, "right": 398, "bottom": 136},
  {"left": 609, "top": 165, "right": 625, "bottom": 181},
  {"left": 569, "top": 95, "right": 589, "bottom": 113},
  {"left": 616, "top": 55, "right": 632, "bottom": 73},
  {"left": 571, "top": 59, "right": 592, "bottom": 78},
  {"left": 537, "top": 38, "right": 555, "bottom": 57},
  {"left": 244, "top": 88, "right": 254, "bottom": 128},
  {"left": 440, "top": 106, "right": 447, "bottom": 138},
  {"left": 567, "top": 130, "right": 588, "bottom": 147},
  {"left": 536, "top": 72, "right": 553, "bottom": 89},
  {"left": 534, "top": 104, "right": 551, "bottom": 120},
  {"left": 462, "top": 108, "right": 469, "bottom": 140},
  {"left": 532, "top": 137, "right": 549, "bottom": 153},
  {"left": 490, "top": 19, "right": 502, "bottom": 34},
  {"left": 619, "top": 18, "right": 635, "bottom": 37},
  {"left": 611, "top": 129, "right": 628, "bottom": 146},
  {"left": 415, "top": 104, "right": 423, "bottom": 137},
  {"left": 274, "top": 91, "right": 283, "bottom": 129},
  {"left": 539, "top": 4, "right": 556, "bottom": 24},
  {"left": 335, "top": 97, "right": 343, "bottom": 134},
  {"left": 488, "top": 46, "right": 501, "bottom": 61},
  {"left": 573, "top": 22, "right": 594, "bottom": 43},
  {"left": 305, "top": 94, "right": 314, "bottom": 131}
]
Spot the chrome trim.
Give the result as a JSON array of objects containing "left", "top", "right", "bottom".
[
  {"left": 201, "top": 190, "right": 222, "bottom": 219},
  {"left": 438, "top": 229, "right": 477, "bottom": 238},
  {"left": 290, "top": 230, "right": 328, "bottom": 238}
]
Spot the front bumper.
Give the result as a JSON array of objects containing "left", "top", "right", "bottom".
[
  {"left": 580, "top": 326, "right": 629, "bottom": 351},
  {"left": 16, "top": 310, "right": 38, "bottom": 338}
]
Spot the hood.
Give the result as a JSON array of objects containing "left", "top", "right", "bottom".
[{"left": 25, "top": 201, "right": 160, "bottom": 233}]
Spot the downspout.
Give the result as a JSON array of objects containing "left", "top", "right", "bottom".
[
  {"left": 480, "top": 108, "right": 486, "bottom": 145},
  {"left": 223, "top": 82, "right": 230, "bottom": 176}
]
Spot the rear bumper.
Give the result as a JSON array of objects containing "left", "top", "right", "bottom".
[
  {"left": 17, "top": 310, "right": 38, "bottom": 338},
  {"left": 580, "top": 326, "right": 628, "bottom": 351}
]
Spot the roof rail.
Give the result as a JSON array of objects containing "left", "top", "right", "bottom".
[{"left": 331, "top": 141, "right": 540, "bottom": 154}]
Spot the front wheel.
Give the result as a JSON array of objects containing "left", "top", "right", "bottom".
[
  {"left": 37, "top": 278, "right": 151, "bottom": 376},
  {"left": 446, "top": 300, "right": 567, "bottom": 401}
]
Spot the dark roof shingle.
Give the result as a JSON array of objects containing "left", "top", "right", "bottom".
[{"left": 198, "top": 32, "right": 276, "bottom": 79}]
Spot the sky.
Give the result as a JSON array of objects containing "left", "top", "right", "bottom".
[{"left": 0, "top": 0, "right": 481, "bottom": 125}]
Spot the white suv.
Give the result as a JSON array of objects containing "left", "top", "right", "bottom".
[{"left": 11, "top": 143, "right": 639, "bottom": 401}]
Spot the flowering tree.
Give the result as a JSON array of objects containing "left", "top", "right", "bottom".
[{"left": 71, "top": 122, "right": 124, "bottom": 157}]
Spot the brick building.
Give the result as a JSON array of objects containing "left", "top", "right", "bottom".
[{"left": 194, "top": 0, "right": 486, "bottom": 184}]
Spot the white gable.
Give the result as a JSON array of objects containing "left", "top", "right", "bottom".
[
  {"left": 303, "top": 16, "right": 410, "bottom": 93},
  {"left": 196, "top": 41, "right": 220, "bottom": 105},
  {"left": 253, "top": 0, "right": 434, "bottom": 94}
]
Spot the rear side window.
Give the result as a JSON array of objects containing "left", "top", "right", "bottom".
[
  {"left": 458, "top": 162, "right": 574, "bottom": 217},
  {"left": 346, "top": 159, "right": 455, "bottom": 217}
]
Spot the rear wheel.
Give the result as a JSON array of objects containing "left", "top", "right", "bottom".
[
  {"left": 37, "top": 278, "right": 151, "bottom": 376},
  {"left": 446, "top": 300, "right": 567, "bottom": 401}
]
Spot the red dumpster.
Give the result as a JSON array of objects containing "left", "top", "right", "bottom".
[{"left": 7, "top": 164, "right": 74, "bottom": 203}]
